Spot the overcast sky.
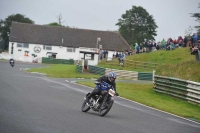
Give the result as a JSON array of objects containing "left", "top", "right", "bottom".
[{"left": 0, "top": 0, "right": 199, "bottom": 42}]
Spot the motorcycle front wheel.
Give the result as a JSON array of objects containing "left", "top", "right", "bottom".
[
  {"left": 99, "top": 100, "right": 114, "bottom": 117},
  {"left": 81, "top": 100, "right": 90, "bottom": 112}
]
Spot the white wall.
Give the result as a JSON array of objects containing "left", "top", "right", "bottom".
[
  {"left": 8, "top": 42, "right": 100, "bottom": 65},
  {"left": 107, "top": 51, "right": 114, "bottom": 61},
  {"left": 88, "top": 54, "right": 99, "bottom": 65}
]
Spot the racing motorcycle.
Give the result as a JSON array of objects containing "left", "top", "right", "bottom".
[{"left": 81, "top": 81, "right": 116, "bottom": 117}]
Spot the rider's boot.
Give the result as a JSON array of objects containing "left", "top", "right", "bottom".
[{"left": 86, "top": 89, "right": 100, "bottom": 106}]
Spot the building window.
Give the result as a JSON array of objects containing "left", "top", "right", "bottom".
[
  {"left": 43, "top": 45, "right": 52, "bottom": 50},
  {"left": 17, "top": 43, "right": 23, "bottom": 48},
  {"left": 46, "top": 46, "right": 52, "bottom": 50},
  {"left": 23, "top": 43, "right": 29, "bottom": 48},
  {"left": 85, "top": 54, "right": 94, "bottom": 60},
  {"left": 17, "top": 43, "right": 29, "bottom": 48},
  {"left": 67, "top": 47, "right": 76, "bottom": 52}
]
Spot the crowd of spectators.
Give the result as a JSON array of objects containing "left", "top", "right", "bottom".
[
  {"left": 132, "top": 32, "right": 200, "bottom": 62},
  {"left": 99, "top": 49, "right": 109, "bottom": 61},
  {"left": 100, "top": 33, "right": 200, "bottom": 63}
]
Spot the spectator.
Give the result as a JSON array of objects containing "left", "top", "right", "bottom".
[
  {"left": 193, "top": 33, "right": 198, "bottom": 46},
  {"left": 157, "top": 41, "right": 161, "bottom": 49},
  {"left": 167, "top": 37, "right": 173, "bottom": 44},
  {"left": 116, "top": 52, "right": 119, "bottom": 58},
  {"left": 106, "top": 50, "right": 108, "bottom": 59},
  {"left": 156, "top": 43, "right": 160, "bottom": 50},
  {"left": 128, "top": 50, "right": 132, "bottom": 55},
  {"left": 187, "top": 35, "right": 192, "bottom": 47},
  {"left": 177, "top": 36, "right": 183, "bottom": 47},
  {"left": 153, "top": 41, "right": 157, "bottom": 47},
  {"left": 191, "top": 40, "right": 200, "bottom": 62},
  {"left": 173, "top": 38, "right": 178, "bottom": 47},
  {"left": 139, "top": 43, "right": 143, "bottom": 53},
  {"left": 170, "top": 42, "right": 175, "bottom": 50},
  {"left": 191, "top": 34, "right": 194, "bottom": 47},
  {"left": 125, "top": 49, "right": 128, "bottom": 55},
  {"left": 103, "top": 50, "right": 106, "bottom": 59},
  {"left": 135, "top": 43, "right": 139, "bottom": 54},
  {"left": 152, "top": 41, "right": 156, "bottom": 51},
  {"left": 183, "top": 35, "right": 187, "bottom": 47},
  {"left": 99, "top": 49, "right": 104, "bottom": 61},
  {"left": 197, "top": 33, "right": 200, "bottom": 41},
  {"left": 166, "top": 38, "right": 172, "bottom": 50},
  {"left": 128, "top": 47, "right": 133, "bottom": 55},
  {"left": 148, "top": 41, "right": 153, "bottom": 52},
  {"left": 161, "top": 39, "right": 166, "bottom": 49},
  {"left": 143, "top": 47, "right": 147, "bottom": 52}
]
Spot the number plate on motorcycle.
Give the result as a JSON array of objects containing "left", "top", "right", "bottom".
[{"left": 108, "top": 89, "right": 115, "bottom": 96}]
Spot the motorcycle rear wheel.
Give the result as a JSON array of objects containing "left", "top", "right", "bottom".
[
  {"left": 81, "top": 100, "right": 90, "bottom": 112},
  {"left": 99, "top": 100, "right": 114, "bottom": 117}
]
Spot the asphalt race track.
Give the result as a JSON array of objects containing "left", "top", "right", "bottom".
[{"left": 0, "top": 60, "right": 199, "bottom": 133}]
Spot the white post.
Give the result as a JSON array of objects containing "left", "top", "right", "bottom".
[
  {"left": 153, "top": 70, "right": 156, "bottom": 83},
  {"left": 96, "top": 39, "right": 98, "bottom": 48},
  {"left": 96, "top": 37, "right": 101, "bottom": 62},
  {"left": 82, "top": 59, "right": 84, "bottom": 73}
]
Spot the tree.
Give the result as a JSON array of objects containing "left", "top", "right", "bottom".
[
  {"left": 116, "top": 6, "right": 158, "bottom": 47},
  {"left": 46, "top": 22, "right": 72, "bottom": 28},
  {"left": 191, "top": 3, "right": 200, "bottom": 32},
  {"left": 47, "top": 22, "right": 63, "bottom": 26},
  {"left": 0, "top": 14, "right": 34, "bottom": 50},
  {"left": 184, "top": 26, "right": 193, "bottom": 36}
]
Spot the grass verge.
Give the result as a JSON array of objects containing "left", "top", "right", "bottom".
[
  {"left": 98, "top": 48, "right": 200, "bottom": 82},
  {"left": 27, "top": 64, "right": 100, "bottom": 78}
]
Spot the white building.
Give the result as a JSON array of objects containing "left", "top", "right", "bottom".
[{"left": 9, "top": 22, "right": 131, "bottom": 65}]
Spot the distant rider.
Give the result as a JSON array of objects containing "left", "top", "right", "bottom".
[{"left": 9, "top": 58, "right": 15, "bottom": 65}]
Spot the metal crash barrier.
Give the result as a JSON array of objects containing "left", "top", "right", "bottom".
[
  {"left": 154, "top": 75, "right": 200, "bottom": 104},
  {"left": 87, "top": 65, "right": 153, "bottom": 81}
]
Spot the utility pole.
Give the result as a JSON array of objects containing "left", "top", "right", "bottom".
[{"left": 57, "top": 13, "right": 65, "bottom": 25}]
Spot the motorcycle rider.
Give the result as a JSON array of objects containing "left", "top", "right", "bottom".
[
  {"left": 9, "top": 58, "right": 15, "bottom": 65},
  {"left": 86, "top": 71, "right": 119, "bottom": 106}
]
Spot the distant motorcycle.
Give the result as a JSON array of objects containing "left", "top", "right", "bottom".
[
  {"left": 10, "top": 59, "right": 14, "bottom": 67},
  {"left": 81, "top": 81, "right": 116, "bottom": 117}
]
